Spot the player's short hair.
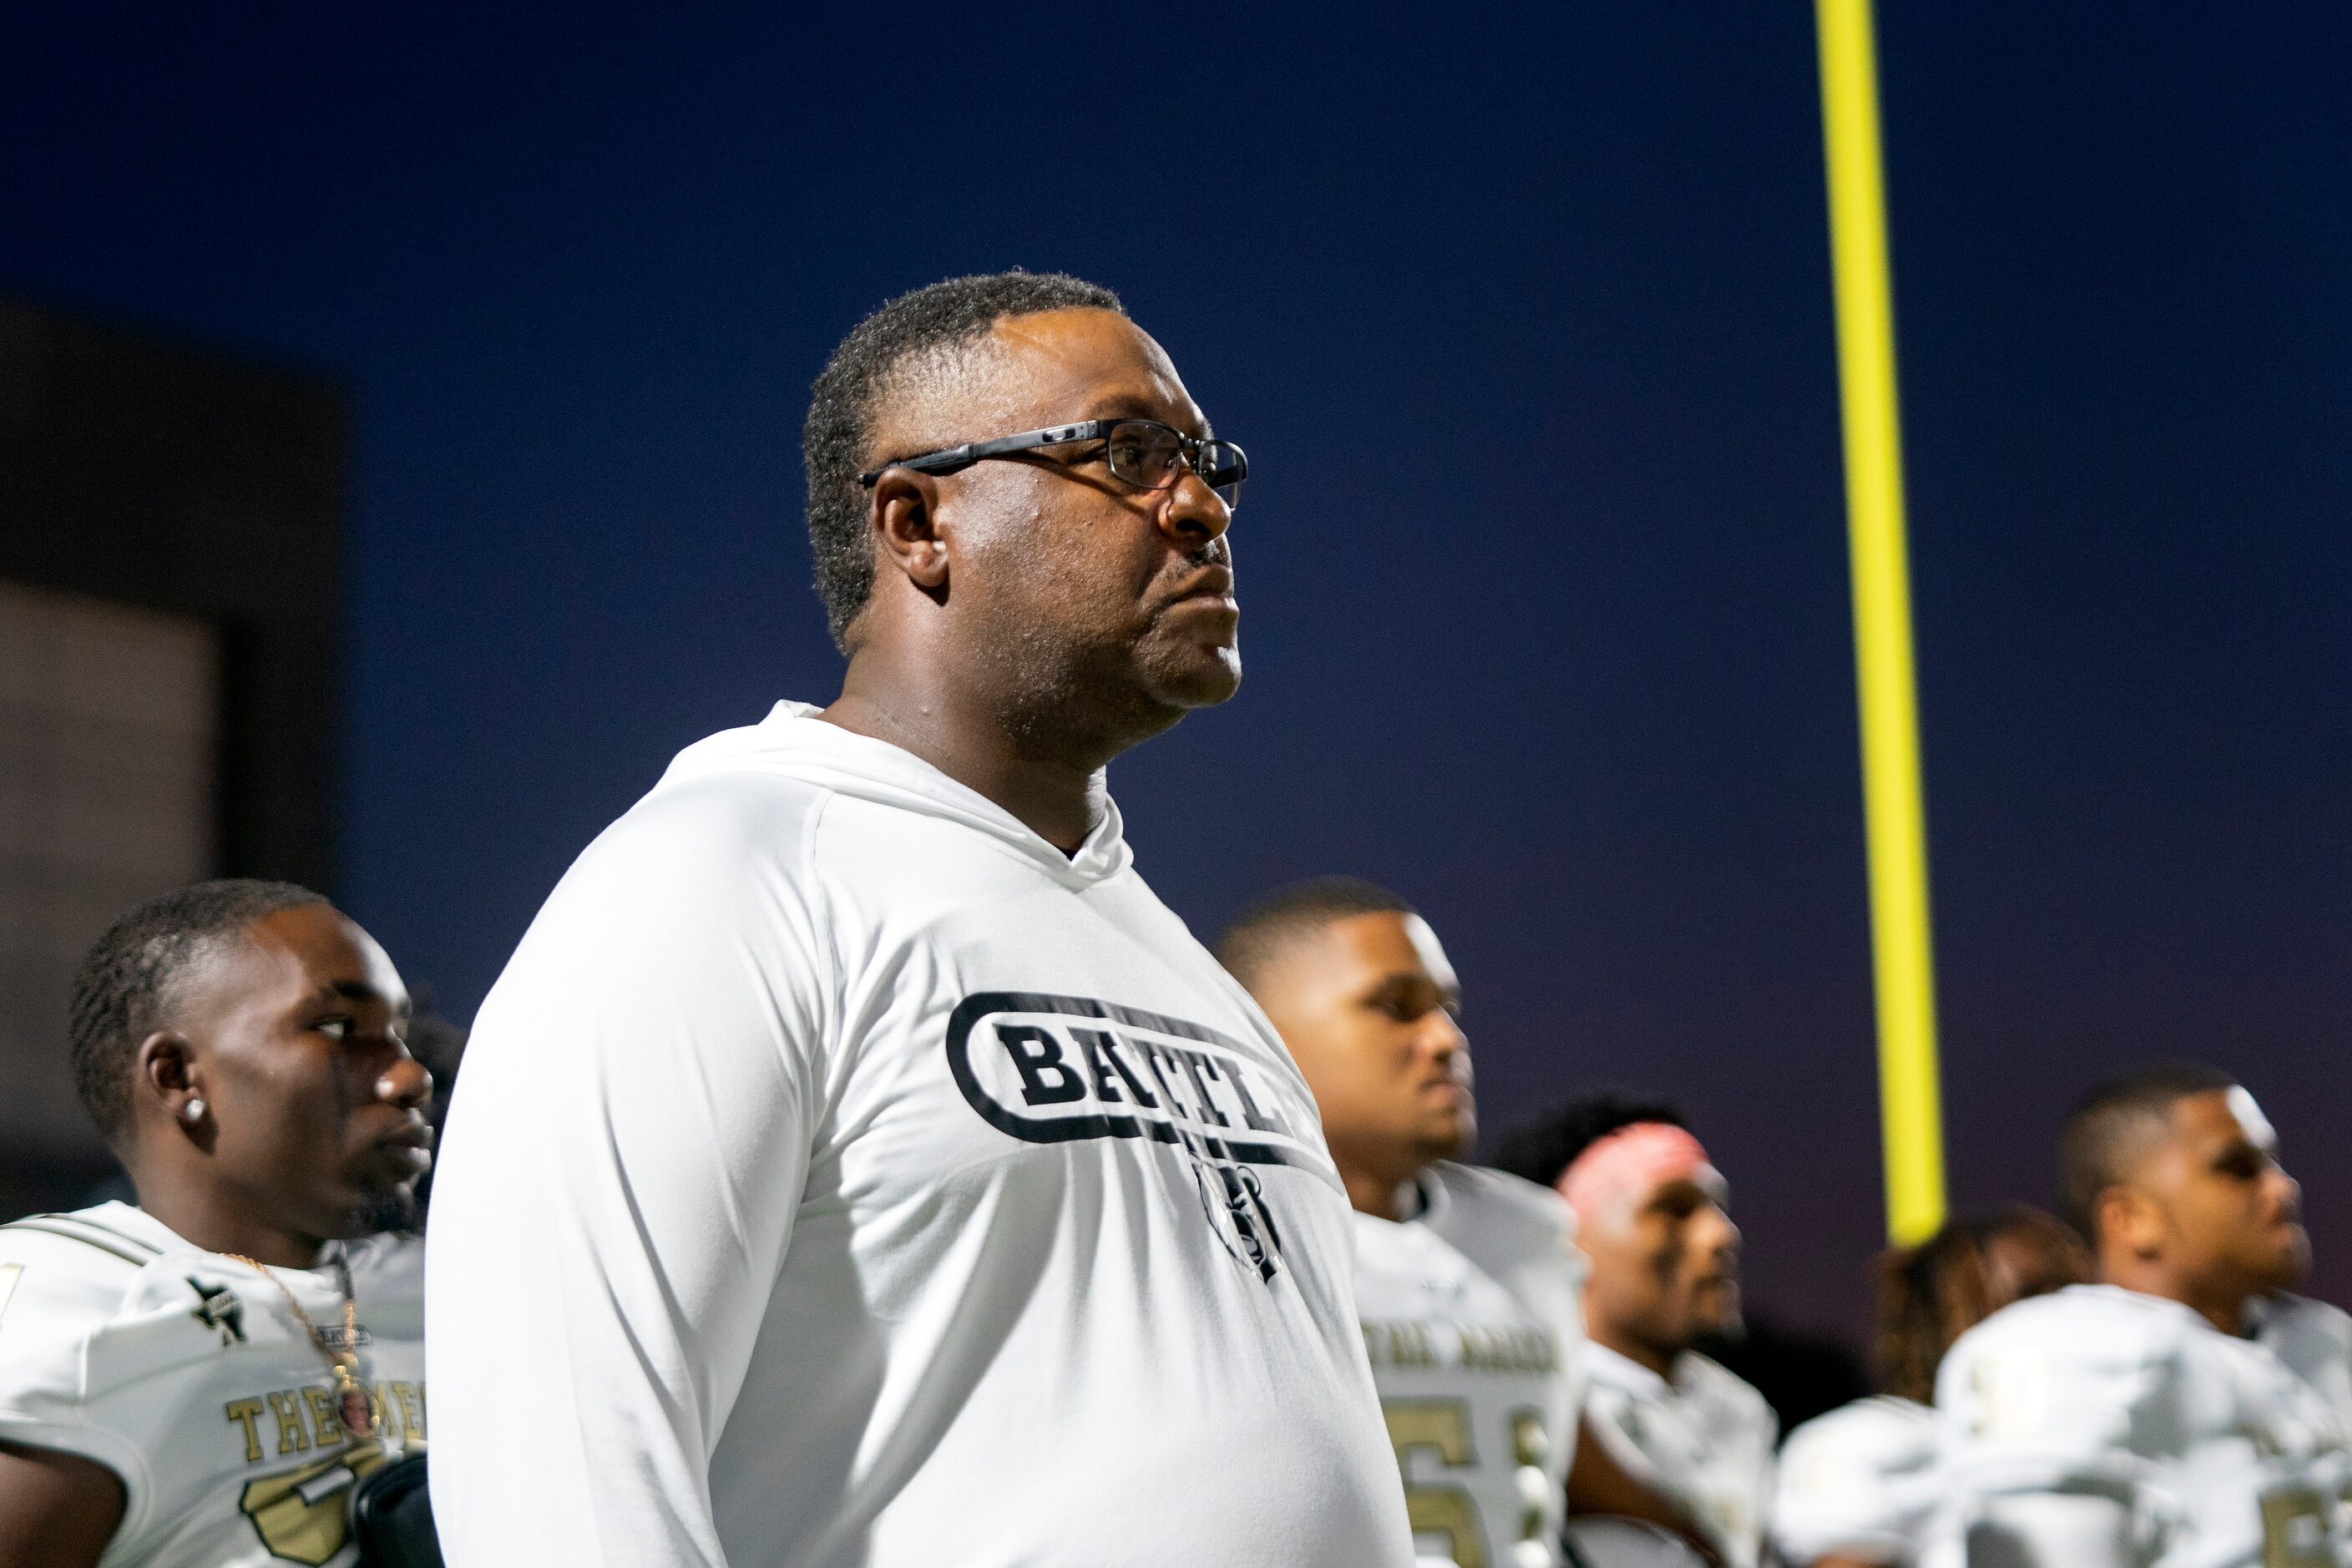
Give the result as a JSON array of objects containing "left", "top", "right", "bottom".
[
  {"left": 1488, "top": 1092, "right": 1690, "bottom": 1190},
  {"left": 68, "top": 878, "right": 330, "bottom": 1143},
  {"left": 802, "top": 270, "right": 1126, "bottom": 649},
  {"left": 1874, "top": 1205, "right": 2092, "bottom": 1404},
  {"left": 1213, "top": 877, "right": 1417, "bottom": 994},
  {"left": 2056, "top": 1060, "right": 2238, "bottom": 1242}
]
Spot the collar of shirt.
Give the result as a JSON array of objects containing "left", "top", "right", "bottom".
[{"left": 1582, "top": 1338, "right": 1678, "bottom": 1399}]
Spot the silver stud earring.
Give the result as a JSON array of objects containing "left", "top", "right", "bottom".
[{"left": 182, "top": 1097, "right": 206, "bottom": 1125}]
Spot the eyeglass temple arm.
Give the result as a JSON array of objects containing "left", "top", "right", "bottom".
[{"left": 862, "top": 422, "right": 1111, "bottom": 484}]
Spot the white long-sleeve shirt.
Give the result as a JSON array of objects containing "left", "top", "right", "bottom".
[{"left": 425, "top": 701, "right": 1412, "bottom": 1568}]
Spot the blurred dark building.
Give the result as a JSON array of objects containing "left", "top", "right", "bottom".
[{"left": 0, "top": 294, "right": 343, "bottom": 1217}]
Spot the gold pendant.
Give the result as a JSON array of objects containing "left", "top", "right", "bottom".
[{"left": 335, "top": 1373, "right": 373, "bottom": 1441}]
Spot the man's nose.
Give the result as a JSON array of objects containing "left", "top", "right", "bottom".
[
  {"left": 377, "top": 1055, "right": 434, "bottom": 1110},
  {"left": 1697, "top": 1205, "right": 1742, "bottom": 1262},
  {"left": 1157, "top": 466, "right": 1232, "bottom": 546},
  {"left": 2268, "top": 1164, "right": 2302, "bottom": 1222},
  {"left": 1422, "top": 1007, "right": 1469, "bottom": 1064}
]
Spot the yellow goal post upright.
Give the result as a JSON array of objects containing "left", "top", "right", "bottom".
[{"left": 1814, "top": 0, "right": 1947, "bottom": 1247}]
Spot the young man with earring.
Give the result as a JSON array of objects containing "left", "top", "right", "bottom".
[{"left": 0, "top": 879, "right": 436, "bottom": 1568}]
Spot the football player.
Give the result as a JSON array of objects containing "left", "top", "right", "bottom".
[
  {"left": 1935, "top": 1061, "right": 2352, "bottom": 1566},
  {"left": 1770, "top": 1206, "right": 2090, "bottom": 1566},
  {"left": 0, "top": 879, "right": 434, "bottom": 1568},
  {"left": 1222, "top": 878, "right": 1721, "bottom": 1568},
  {"left": 1494, "top": 1096, "right": 1776, "bottom": 1568}
]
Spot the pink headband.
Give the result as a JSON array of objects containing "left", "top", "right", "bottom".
[{"left": 1557, "top": 1122, "right": 1715, "bottom": 1222}]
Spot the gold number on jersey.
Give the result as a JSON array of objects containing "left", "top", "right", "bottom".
[
  {"left": 1384, "top": 1398, "right": 1489, "bottom": 1568},
  {"left": 2258, "top": 1488, "right": 2332, "bottom": 1568},
  {"left": 1967, "top": 1345, "right": 2052, "bottom": 1439}
]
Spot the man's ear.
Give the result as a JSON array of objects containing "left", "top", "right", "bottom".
[
  {"left": 2096, "top": 1185, "right": 2164, "bottom": 1260},
  {"left": 868, "top": 469, "right": 950, "bottom": 595},
  {"left": 135, "top": 1031, "right": 203, "bottom": 1134}
]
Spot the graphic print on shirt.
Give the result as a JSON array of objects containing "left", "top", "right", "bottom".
[
  {"left": 226, "top": 1378, "right": 426, "bottom": 1564},
  {"left": 239, "top": 1439, "right": 393, "bottom": 1565},
  {"left": 190, "top": 1278, "right": 248, "bottom": 1344},
  {"left": 946, "top": 991, "right": 1318, "bottom": 1281}
]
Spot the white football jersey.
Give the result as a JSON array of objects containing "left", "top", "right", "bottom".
[
  {"left": 1935, "top": 1283, "right": 2352, "bottom": 1568},
  {"left": 1353, "top": 1163, "right": 1586, "bottom": 1568},
  {"left": 1582, "top": 1341, "right": 1777, "bottom": 1568},
  {"left": 0, "top": 1202, "right": 425, "bottom": 1568},
  {"left": 428, "top": 702, "right": 1413, "bottom": 1568},
  {"left": 2248, "top": 1292, "right": 2352, "bottom": 1428},
  {"left": 1770, "top": 1395, "right": 1936, "bottom": 1565}
]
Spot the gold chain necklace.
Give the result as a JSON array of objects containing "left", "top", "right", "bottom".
[{"left": 225, "top": 1252, "right": 375, "bottom": 1444}]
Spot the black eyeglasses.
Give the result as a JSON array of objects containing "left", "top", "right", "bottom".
[{"left": 857, "top": 418, "right": 1248, "bottom": 509}]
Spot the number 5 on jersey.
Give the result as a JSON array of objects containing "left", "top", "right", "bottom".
[{"left": 1388, "top": 1399, "right": 1485, "bottom": 1568}]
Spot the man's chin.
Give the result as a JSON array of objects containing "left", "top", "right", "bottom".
[
  {"left": 1692, "top": 1282, "right": 1743, "bottom": 1336},
  {"left": 1416, "top": 1115, "right": 1475, "bottom": 1167},
  {"left": 1137, "top": 636, "right": 1242, "bottom": 710},
  {"left": 348, "top": 1182, "right": 423, "bottom": 1239},
  {"left": 2254, "top": 1233, "right": 2311, "bottom": 1292}
]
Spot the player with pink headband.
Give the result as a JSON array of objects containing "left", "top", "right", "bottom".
[
  {"left": 1558, "top": 1123, "right": 1724, "bottom": 1231},
  {"left": 1495, "top": 1096, "right": 1775, "bottom": 1568}
]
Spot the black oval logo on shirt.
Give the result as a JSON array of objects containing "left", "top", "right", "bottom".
[
  {"left": 944, "top": 992, "right": 1313, "bottom": 1165},
  {"left": 943, "top": 992, "right": 1319, "bottom": 1281}
]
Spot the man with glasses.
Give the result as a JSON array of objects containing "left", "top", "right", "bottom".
[{"left": 427, "top": 272, "right": 1414, "bottom": 1567}]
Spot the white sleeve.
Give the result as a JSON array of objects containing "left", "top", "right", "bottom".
[
  {"left": 0, "top": 1234, "right": 147, "bottom": 1491},
  {"left": 1937, "top": 1309, "right": 2167, "bottom": 1475},
  {"left": 1934, "top": 1308, "right": 2182, "bottom": 1563},
  {"left": 426, "top": 781, "right": 832, "bottom": 1568},
  {"left": 1580, "top": 1378, "right": 1666, "bottom": 1490},
  {"left": 1768, "top": 1404, "right": 1930, "bottom": 1565}
]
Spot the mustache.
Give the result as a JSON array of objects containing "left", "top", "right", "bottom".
[
  {"left": 1155, "top": 539, "right": 1232, "bottom": 599},
  {"left": 1172, "top": 538, "right": 1229, "bottom": 574}
]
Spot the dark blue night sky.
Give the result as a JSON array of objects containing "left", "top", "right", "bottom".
[{"left": 8, "top": 4, "right": 2347, "bottom": 1343}]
